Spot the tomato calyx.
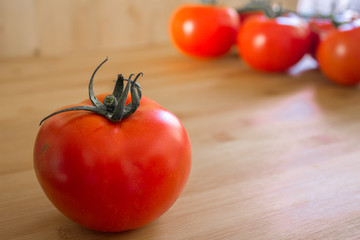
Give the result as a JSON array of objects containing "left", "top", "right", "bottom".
[{"left": 39, "top": 58, "right": 143, "bottom": 125}]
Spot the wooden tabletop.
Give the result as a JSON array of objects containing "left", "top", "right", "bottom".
[{"left": 1, "top": 45, "right": 360, "bottom": 239}]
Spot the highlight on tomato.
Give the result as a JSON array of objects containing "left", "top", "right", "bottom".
[
  {"left": 237, "top": 11, "right": 311, "bottom": 72},
  {"left": 33, "top": 58, "right": 192, "bottom": 232},
  {"left": 169, "top": 0, "right": 239, "bottom": 58},
  {"left": 317, "top": 19, "right": 360, "bottom": 86}
]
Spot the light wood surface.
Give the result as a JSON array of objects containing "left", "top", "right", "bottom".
[{"left": 1, "top": 45, "right": 360, "bottom": 239}]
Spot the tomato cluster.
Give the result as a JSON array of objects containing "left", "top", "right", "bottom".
[{"left": 169, "top": 3, "right": 360, "bottom": 86}]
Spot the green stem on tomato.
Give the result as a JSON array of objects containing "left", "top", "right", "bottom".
[
  {"left": 39, "top": 58, "right": 143, "bottom": 125},
  {"left": 235, "top": 0, "right": 282, "bottom": 18}
]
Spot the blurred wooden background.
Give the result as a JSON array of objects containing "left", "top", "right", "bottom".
[{"left": 0, "top": 0, "right": 298, "bottom": 59}]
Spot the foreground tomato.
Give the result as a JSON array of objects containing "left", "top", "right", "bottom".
[
  {"left": 317, "top": 20, "right": 360, "bottom": 86},
  {"left": 169, "top": 3, "right": 239, "bottom": 58},
  {"left": 34, "top": 59, "right": 192, "bottom": 232},
  {"left": 237, "top": 14, "right": 311, "bottom": 72}
]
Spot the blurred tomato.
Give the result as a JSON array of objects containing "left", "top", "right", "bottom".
[
  {"left": 238, "top": 10, "right": 264, "bottom": 25},
  {"left": 169, "top": 4, "right": 239, "bottom": 58},
  {"left": 237, "top": 14, "right": 311, "bottom": 72},
  {"left": 308, "top": 18, "right": 336, "bottom": 59},
  {"left": 317, "top": 20, "right": 360, "bottom": 86}
]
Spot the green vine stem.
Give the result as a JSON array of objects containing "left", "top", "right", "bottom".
[
  {"left": 236, "top": 0, "right": 281, "bottom": 18},
  {"left": 39, "top": 58, "right": 143, "bottom": 125}
]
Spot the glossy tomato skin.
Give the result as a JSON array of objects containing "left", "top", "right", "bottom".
[
  {"left": 169, "top": 4, "right": 239, "bottom": 58},
  {"left": 317, "top": 23, "right": 360, "bottom": 86},
  {"left": 34, "top": 94, "right": 192, "bottom": 232},
  {"left": 237, "top": 15, "right": 311, "bottom": 72}
]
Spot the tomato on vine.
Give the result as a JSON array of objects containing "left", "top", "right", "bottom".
[
  {"left": 169, "top": 1, "right": 239, "bottom": 58},
  {"left": 236, "top": 0, "right": 267, "bottom": 30},
  {"left": 237, "top": 12, "right": 311, "bottom": 72},
  {"left": 238, "top": 10, "right": 263, "bottom": 24},
  {"left": 317, "top": 19, "right": 360, "bottom": 86},
  {"left": 308, "top": 18, "right": 336, "bottom": 59},
  {"left": 33, "top": 58, "right": 192, "bottom": 232}
]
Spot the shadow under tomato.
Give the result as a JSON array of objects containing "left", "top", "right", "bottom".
[
  {"left": 54, "top": 218, "right": 161, "bottom": 240},
  {"left": 314, "top": 83, "right": 360, "bottom": 113}
]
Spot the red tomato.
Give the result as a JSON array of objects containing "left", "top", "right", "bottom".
[
  {"left": 34, "top": 65, "right": 192, "bottom": 232},
  {"left": 169, "top": 4, "right": 239, "bottom": 58},
  {"left": 237, "top": 14, "right": 311, "bottom": 72},
  {"left": 308, "top": 18, "right": 336, "bottom": 59},
  {"left": 317, "top": 20, "right": 360, "bottom": 86},
  {"left": 238, "top": 10, "right": 264, "bottom": 25}
]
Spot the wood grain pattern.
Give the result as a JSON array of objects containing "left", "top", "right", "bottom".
[
  {"left": 0, "top": 0, "right": 298, "bottom": 59},
  {"left": 1, "top": 45, "right": 360, "bottom": 239}
]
